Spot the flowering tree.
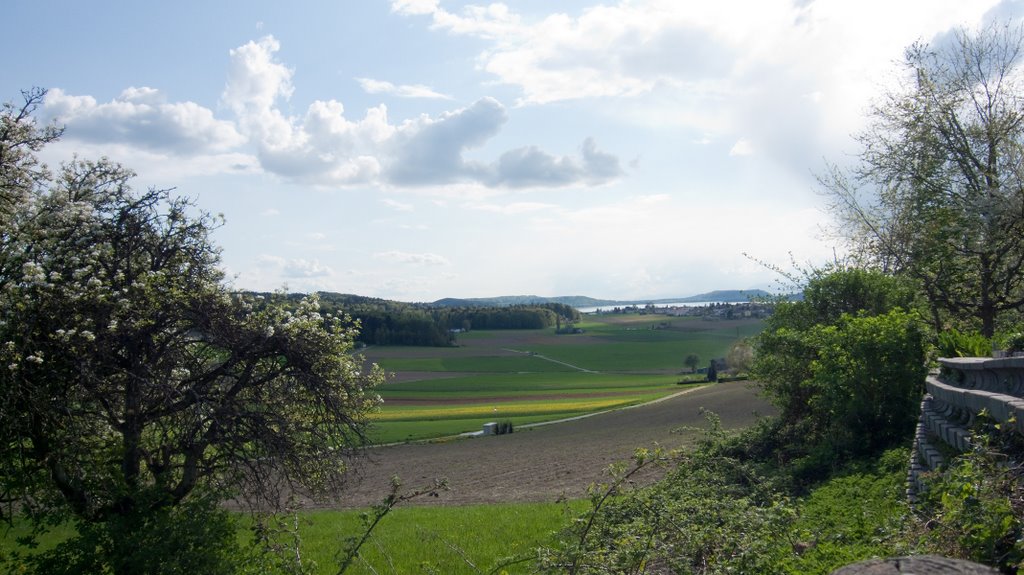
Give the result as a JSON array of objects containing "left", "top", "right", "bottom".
[{"left": 0, "top": 91, "right": 383, "bottom": 569}]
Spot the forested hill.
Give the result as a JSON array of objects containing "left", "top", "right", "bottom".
[{"left": 432, "top": 295, "right": 609, "bottom": 308}]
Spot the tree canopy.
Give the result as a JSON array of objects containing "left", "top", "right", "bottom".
[
  {"left": 752, "top": 267, "right": 926, "bottom": 473},
  {"left": 823, "top": 22, "right": 1024, "bottom": 337}
]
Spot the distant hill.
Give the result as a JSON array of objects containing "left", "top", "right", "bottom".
[
  {"left": 430, "top": 289, "right": 775, "bottom": 309},
  {"left": 431, "top": 295, "right": 615, "bottom": 308},
  {"left": 668, "top": 289, "right": 772, "bottom": 303}
]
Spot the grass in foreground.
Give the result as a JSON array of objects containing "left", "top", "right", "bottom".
[
  {"left": 2, "top": 502, "right": 581, "bottom": 575},
  {"left": 297, "top": 502, "right": 581, "bottom": 575}
]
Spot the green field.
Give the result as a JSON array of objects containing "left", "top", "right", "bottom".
[{"left": 363, "top": 313, "right": 761, "bottom": 443}]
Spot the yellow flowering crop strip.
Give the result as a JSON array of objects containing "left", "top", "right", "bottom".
[{"left": 371, "top": 394, "right": 664, "bottom": 422}]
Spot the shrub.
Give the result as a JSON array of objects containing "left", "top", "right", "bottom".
[
  {"left": 753, "top": 269, "right": 927, "bottom": 474},
  {"left": 919, "top": 451, "right": 1024, "bottom": 569},
  {"left": 936, "top": 328, "right": 992, "bottom": 358},
  {"left": 999, "top": 330, "right": 1024, "bottom": 354},
  {"left": 18, "top": 493, "right": 243, "bottom": 575},
  {"left": 539, "top": 426, "right": 794, "bottom": 575}
]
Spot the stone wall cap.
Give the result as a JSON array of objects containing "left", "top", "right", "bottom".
[{"left": 940, "top": 356, "right": 1024, "bottom": 370}]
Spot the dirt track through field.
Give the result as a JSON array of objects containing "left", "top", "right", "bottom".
[{"left": 336, "top": 382, "right": 773, "bottom": 508}]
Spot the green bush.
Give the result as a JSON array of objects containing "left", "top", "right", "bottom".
[
  {"left": 16, "top": 493, "right": 243, "bottom": 575},
  {"left": 936, "top": 328, "right": 991, "bottom": 358},
  {"left": 539, "top": 423, "right": 794, "bottom": 575},
  {"left": 919, "top": 451, "right": 1024, "bottom": 569},
  {"left": 753, "top": 269, "right": 927, "bottom": 472},
  {"left": 537, "top": 418, "right": 916, "bottom": 575},
  {"left": 807, "top": 310, "right": 927, "bottom": 455},
  {"left": 773, "top": 449, "right": 912, "bottom": 574},
  {"left": 999, "top": 330, "right": 1024, "bottom": 354}
]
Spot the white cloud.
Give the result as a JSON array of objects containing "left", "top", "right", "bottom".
[
  {"left": 392, "top": 0, "right": 521, "bottom": 38},
  {"left": 390, "top": 0, "right": 438, "bottom": 17},
  {"left": 356, "top": 77, "right": 452, "bottom": 99},
  {"left": 217, "top": 35, "right": 619, "bottom": 190},
  {"left": 729, "top": 138, "right": 754, "bottom": 156},
  {"left": 254, "top": 254, "right": 333, "bottom": 279},
  {"left": 386, "top": 97, "right": 507, "bottom": 185},
  {"left": 374, "top": 250, "right": 451, "bottom": 266},
  {"left": 283, "top": 258, "right": 333, "bottom": 278},
  {"left": 381, "top": 198, "right": 414, "bottom": 211},
  {"left": 484, "top": 136, "right": 622, "bottom": 187},
  {"left": 392, "top": 0, "right": 1009, "bottom": 177},
  {"left": 394, "top": 0, "right": 1003, "bottom": 106},
  {"left": 43, "top": 87, "right": 245, "bottom": 154},
  {"left": 467, "top": 201, "right": 557, "bottom": 214}
]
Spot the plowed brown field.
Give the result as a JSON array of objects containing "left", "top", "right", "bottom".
[{"left": 336, "top": 381, "right": 773, "bottom": 508}]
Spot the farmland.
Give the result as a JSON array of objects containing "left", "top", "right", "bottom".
[
  {"left": 1, "top": 312, "right": 774, "bottom": 575},
  {"left": 362, "top": 313, "right": 764, "bottom": 443}
]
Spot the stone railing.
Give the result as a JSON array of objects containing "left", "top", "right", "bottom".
[{"left": 909, "top": 356, "right": 1024, "bottom": 500}]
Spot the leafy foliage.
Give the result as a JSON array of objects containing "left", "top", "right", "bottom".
[
  {"left": 0, "top": 88, "right": 62, "bottom": 217},
  {"left": 997, "top": 328, "right": 1024, "bottom": 353},
  {"left": 15, "top": 492, "right": 241, "bottom": 575},
  {"left": 936, "top": 328, "right": 992, "bottom": 358},
  {"left": 752, "top": 268, "right": 926, "bottom": 474},
  {"left": 913, "top": 414, "right": 1024, "bottom": 571},
  {"left": 772, "top": 449, "right": 912, "bottom": 574},
  {"left": 539, "top": 428, "right": 793, "bottom": 575},
  {"left": 726, "top": 338, "right": 754, "bottom": 373},
  {"left": 538, "top": 415, "right": 915, "bottom": 575}
]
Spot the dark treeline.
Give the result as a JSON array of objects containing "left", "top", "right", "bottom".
[{"left": 264, "top": 292, "right": 582, "bottom": 347}]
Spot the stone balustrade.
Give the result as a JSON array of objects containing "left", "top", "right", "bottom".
[{"left": 909, "top": 356, "right": 1024, "bottom": 500}]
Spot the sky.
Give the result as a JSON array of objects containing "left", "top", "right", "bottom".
[{"left": 3, "top": 0, "right": 1021, "bottom": 302}]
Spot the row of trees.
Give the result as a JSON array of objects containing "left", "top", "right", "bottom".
[{"left": 312, "top": 293, "right": 581, "bottom": 346}]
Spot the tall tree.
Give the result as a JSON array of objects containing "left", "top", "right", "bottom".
[
  {"left": 0, "top": 91, "right": 384, "bottom": 570},
  {"left": 823, "top": 23, "right": 1024, "bottom": 336}
]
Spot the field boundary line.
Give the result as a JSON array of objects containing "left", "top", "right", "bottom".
[
  {"left": 502, "top": 348, "right": 598, "bottom": 373},
  {"left": 513, "top": 384, "right": 709, "bottom": 430}
]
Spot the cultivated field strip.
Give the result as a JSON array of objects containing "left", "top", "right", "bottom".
[{"left": 338, "top": 382, "right": 773, "bottom": 508}]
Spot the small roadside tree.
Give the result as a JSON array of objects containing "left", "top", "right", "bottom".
[
  {"left": 0, "top": 90, "right": 384, "bottom": 573},
  {"left": 683, "top": 353, "right": 700, "bottom": 373}
]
